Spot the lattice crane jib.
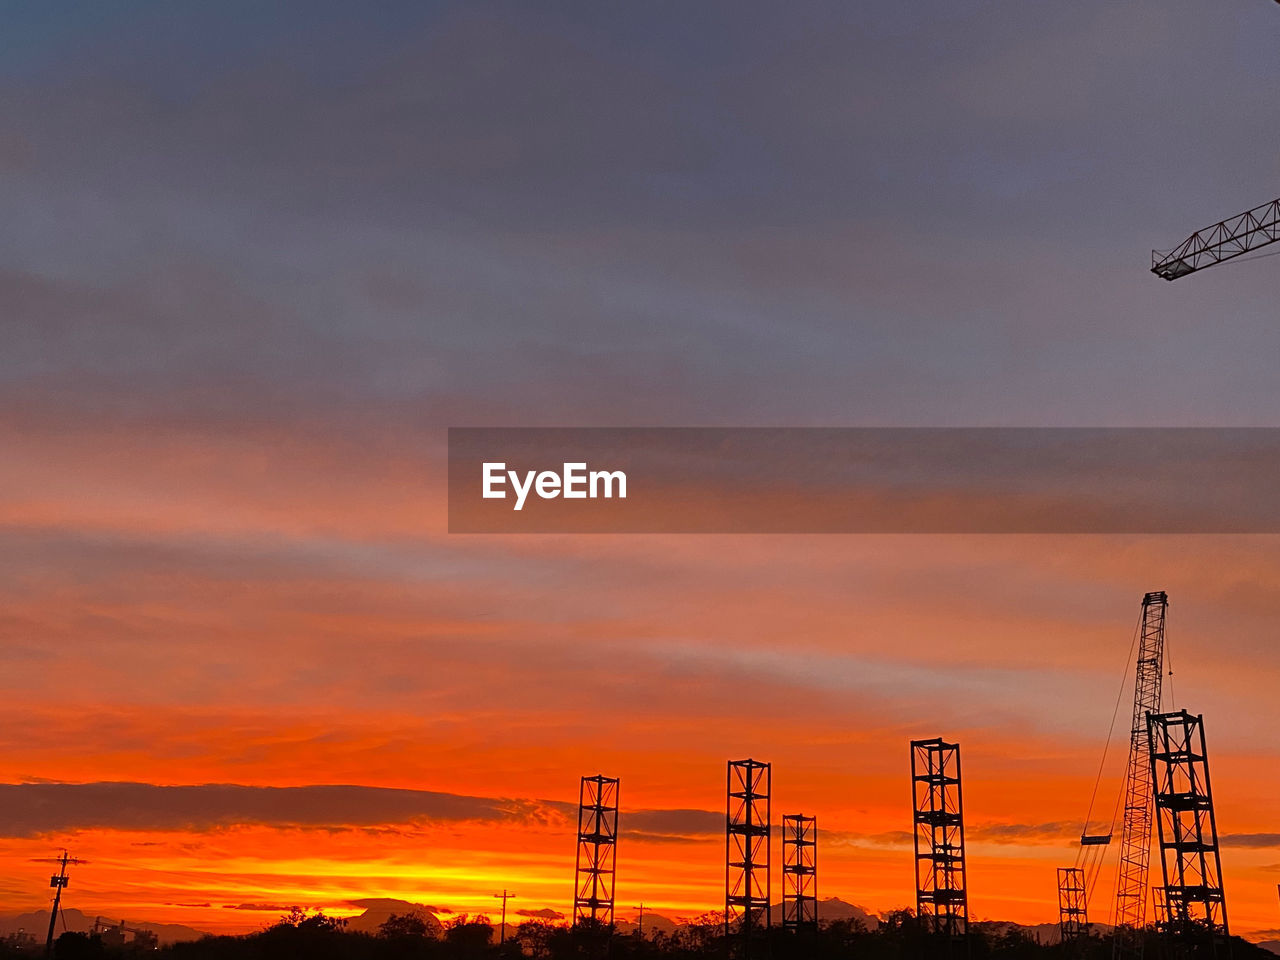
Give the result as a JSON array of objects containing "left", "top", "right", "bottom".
[{"left": 1152, "top": 197, "right": 1280, "bottom": 280}]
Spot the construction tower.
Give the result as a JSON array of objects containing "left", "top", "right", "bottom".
[
  {"left": 782, "top": 814, "right": 818, "bottom": 932},
  {"left": 574, "top": 775, "right": 619, "bottom": 929},
  {"left": 1059, "top": 867, "right": 1089, "bottom": 941},
  {"left": 912, "top": 737, "right": 968, "bottom": 939},
  {"left": 1149, "top": 710, "right": 1228, "bottom": 945},
  {"left": 726, "top": 759, "right": 771, "bottom": 952}
]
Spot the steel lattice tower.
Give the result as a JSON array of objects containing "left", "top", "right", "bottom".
[
  {"left": 1059, "top": 867, "right": 1089, "bottom": 942},
  {"left": 782, "top": 814, "right": 817, "bottom": 932},
  {"left": 726, "top": 759, "right": 771, "bottom": 949},
  {"left": 1148, "top": 710, "right": 1228, "bottom": 944},
  {"left": 574, "top": 775, "right": 619, "bottom": 929},
  {"left": 1114, "top": 591, "right": 1168, "bottom": 959},
  {"left": 912, "top": 738, "right": 968, "bottom": 938}
]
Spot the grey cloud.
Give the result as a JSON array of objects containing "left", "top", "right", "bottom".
[
  {"left": 1219, "top": 833, "right": 1280, "bottom": 849},
  {"left": 0, "top": 782, "right": 734, "bottom": 845},
  {"left": 834, "top": 823, "right": 1077, "bottom": 848},
  {"left": 622, "top": 808, "right": 722, "bottom": 841},
  {"left": 821, "top": 830, "right": 914, "bottom": 849},
  {"left": 0, "top": 781, "right": 575, "bottom": 838},
  {"left": 967, "top": 822, "right": 1077, "bottom": 845}
]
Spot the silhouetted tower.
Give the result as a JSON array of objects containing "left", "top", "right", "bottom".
[
  {"left": 912, "top": 738, "right": 968, "bottom": 939},
  {"left": 39, "top": 851, "right": 84, "bottom": 958},
  {"left": 782, "top": 814, "right": 818, "bottom": 932},
  {"left": 574, "top": 775, "right": 619, "bottom": 929},
  {"left": 1059, "top": 867, "right": 1089, "bottom": 941},
  {"left": 726, "top": 759, "right": 771, "bottom": 951},
  {"left": 1148, "top": 710, "right": 1228, "bottom": 946},
  {"left": 1115, "top": 591, "right": 1168, "bottom": 959}
]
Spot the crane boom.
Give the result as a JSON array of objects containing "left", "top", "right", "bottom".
[
  {"left": 1112, "top": 591, "right": 1167, "bottom": 960},
  {"left": 1152, "top": 196, "right": 1280, "bottom": 280}
]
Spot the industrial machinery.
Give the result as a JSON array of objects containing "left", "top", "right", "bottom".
[{"left": 1152, "top": 197, "right": 1280, "bottom": 280}]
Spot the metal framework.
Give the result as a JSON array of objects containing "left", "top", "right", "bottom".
[
  {"left": 726, "top": 759, "right": 771, "bottom": 947},
  {"left": 1152, "top": 196, "right": 1280, "bottom": 280},
  {"left": 1149, "top": 710, "right": 1228, "bottom": 943},
  {"left": 1059, "top": 867, "right": 1089, "bottom": 942},
  {"left": 1115, "top": 591, "right": 1168, "bottom": 958},
  {"left": 912, "top": 738, "right": 968, "bottom": 938},
  {"left": 574, "top": 775, "right": 619, "bottom": 929},
  {"left": 782, "top": 814, "right": 818, "bottom": 932}
]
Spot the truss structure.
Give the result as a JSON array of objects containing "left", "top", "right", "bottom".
[
  {"left": 726, "top": 759, "right": 771, "bottom": 951},
  {"left": 782, "top": 814, "right": 817, "bottom": 932},
  {"left": 1149, "top": 711, "right": 1228, "bottom": 943},
  {"left": 574, "top": 775, "right": 619, "bottom": 929},
  {"left": 1115, "top": 591, "right": 1168, "bottom": 958},
  {"left": 1059, "top": 867, "right": 1089, "bottom": 941},
  {"left": 1152, "top": 197, "right": 1280, "bottom": 280},
  {"left": 912, "top": 738, "right": 968, "bottom": 938}
]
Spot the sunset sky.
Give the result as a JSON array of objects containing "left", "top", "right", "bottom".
[{"left": 2, "top": 0, "right": 1280, "bottom": 944}]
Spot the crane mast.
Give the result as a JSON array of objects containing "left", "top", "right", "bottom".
[
  {"left": 1152, "top": 196, "right": 1280, "bottom": 280},
  {"left": 1113, "top": 591, "right": 1168, "bottom": 959}
]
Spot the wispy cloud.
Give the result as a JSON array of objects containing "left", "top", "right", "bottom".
[{"left": 1220, "top": 833, "right": 1280, "bottom": 849}]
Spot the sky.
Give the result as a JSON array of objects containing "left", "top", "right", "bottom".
[{"left": 1, "top": 0, "right": 1279, "bottom": 942}]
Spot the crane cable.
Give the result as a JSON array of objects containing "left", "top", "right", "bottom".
[{"left": 1075, "top": 610, "right": 1144, "bottom": 921}]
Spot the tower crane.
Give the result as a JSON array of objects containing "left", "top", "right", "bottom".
[
  {"left": 1151, "top": 196, "right": 1280, "bottom": 280},
  {"left": 1111, "top": 592, "right": 1167, "bottom": 959},
  {"left": 1070, "top": 593, "right": 1170, "bottom": 960}
]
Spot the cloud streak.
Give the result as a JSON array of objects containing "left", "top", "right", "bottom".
[
  {"left": 0, "top": 782, "right": 573, "bottom": 838},
  {"left": 1220, "top": 834, "right": 1280, "bottom": 849}
]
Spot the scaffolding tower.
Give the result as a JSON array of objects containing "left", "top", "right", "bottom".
[
  {"left": 1149, "top": 710, "right": 1228, "bottom": 945},
  {"left": 1115, "top": 591, "right": 1168, "bottom": 959},
  {"left": 912, "top": 738, "right": 968, "bottom": 939},
  {"left": 574, "top": 775, "right": 619, "bottom": 929},
  {"left": 1059, "top": 867, "right": 1089, "bottom": 941},
  {"left": 782, "top": 814, "right": 818, "bottom": 932},
  {"left": 726, "top": 759, "right": 771, "bottom": 950}
]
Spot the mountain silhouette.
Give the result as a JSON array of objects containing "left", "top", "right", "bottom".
[{"left": 341, "top": 899, "right": 445, "bottom": 937}]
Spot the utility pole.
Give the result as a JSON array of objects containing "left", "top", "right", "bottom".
[
  {"left": 493, "top": 890, "right": 515, "bottom": 945},
  {"left": 634, "top": 904, "right": 644, "bottom": 939},
  {"left": 40, "top": 850, "right": 85, "bottom": 958}
]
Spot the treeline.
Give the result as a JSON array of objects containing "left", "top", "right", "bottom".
[{"left": 19, "top": 909, "right": 1272, "bottom": 960}]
